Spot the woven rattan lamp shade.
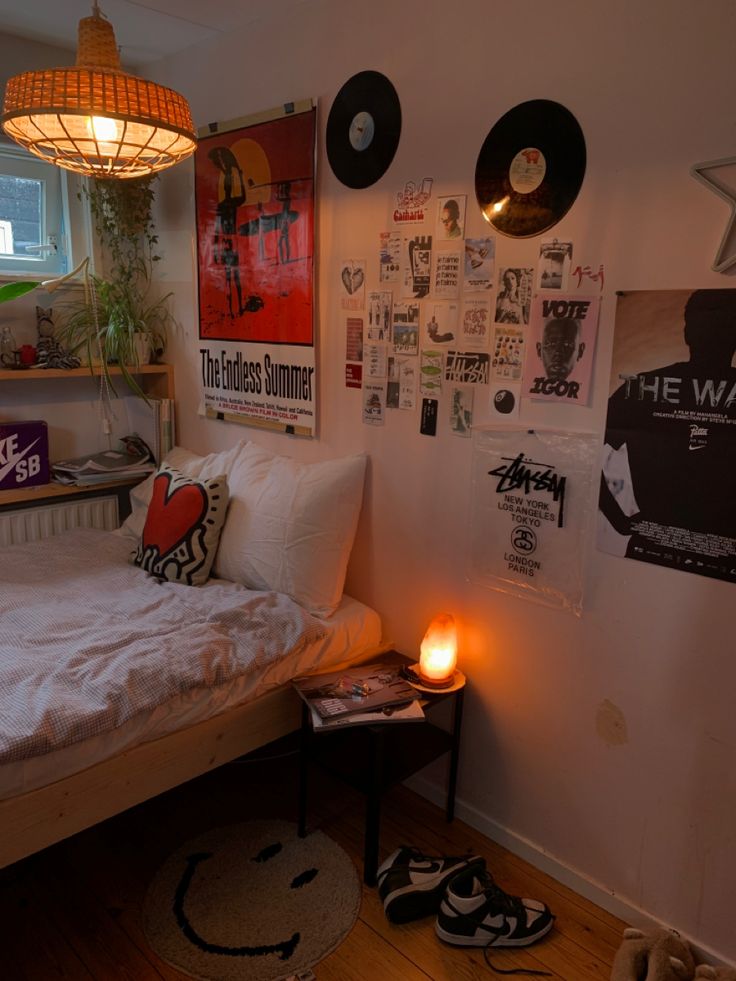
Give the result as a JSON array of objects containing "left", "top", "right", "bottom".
[{"left": 1, "top": 3, "right": 196, "bottom": 179}]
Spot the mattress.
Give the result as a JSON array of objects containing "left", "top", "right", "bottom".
[{"left": 0, "top": 529, "right": 382, "bottom": 800}]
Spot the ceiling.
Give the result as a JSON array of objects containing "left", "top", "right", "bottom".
[{"left": 0, "top": 0, "right": 309, "bottom": 66}]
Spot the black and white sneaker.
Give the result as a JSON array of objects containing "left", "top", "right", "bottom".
[
  {"left": 436, "top": 867, "right": 554, "bottom": 949},
  {"left": 376, "top": 846, "right": 485, "bottom": 924}
]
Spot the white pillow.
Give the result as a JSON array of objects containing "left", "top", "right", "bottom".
[
  {"left": 214, "top": 443, "right": 367, "bottom": 617},
  {"left": 118, "top": 443, "right": 246, "bottom": 541}
]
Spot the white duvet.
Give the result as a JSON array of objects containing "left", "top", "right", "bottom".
[{"left": 0, "top": 529, "right": 326, "bottom": 764}]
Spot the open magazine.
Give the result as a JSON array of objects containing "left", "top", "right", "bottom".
[
  {"left": 293, "top": 661, "right": 417, "bottom": 720},
  {"left": 308, "top": 700, "right": 424, "bottom": 731}
]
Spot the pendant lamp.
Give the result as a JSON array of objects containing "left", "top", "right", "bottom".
[{"left": 1, "top": 2, "right": 196, "bottom": 180}]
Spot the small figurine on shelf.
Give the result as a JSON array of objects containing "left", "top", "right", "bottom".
[
  {"left": 35, "top": 307, "right": 81, "bottom": 370},
  {"left": 0, "top": 324, "right": 17, "bottom": 366}
]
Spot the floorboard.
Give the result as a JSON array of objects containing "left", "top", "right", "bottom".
[{"left": 0, "top": 737, "right": 627, "bottom": 979}]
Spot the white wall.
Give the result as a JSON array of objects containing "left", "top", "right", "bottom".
[{"left": 3, "top": 1, "right": 733, "bottom": 963}]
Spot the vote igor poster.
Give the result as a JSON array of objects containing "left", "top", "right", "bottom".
[
  {"left": 598, "top": 289, "right": 736, "bottom": 583},
  {"left": 522, "top": 294, "right": 600, "bottom": 404}
]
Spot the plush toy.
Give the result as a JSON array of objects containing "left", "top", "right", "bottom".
[
  {"left": 695, "top": 967, "right": 736, "bottom": 980},
  {"left": 611, "top": 927, "right": 695, "bottom": 981}
]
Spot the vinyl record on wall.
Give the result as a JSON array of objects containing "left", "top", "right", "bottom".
[
  {"left": 475, "top": 99, "right": 586, "bottom": 238},
  {"left": 326, "top": 70, "right": 402, "bottom": 189}
]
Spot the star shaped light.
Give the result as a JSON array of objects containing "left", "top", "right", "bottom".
[{"left": 691, "top": 157, "right": 736, "bottom": 273}]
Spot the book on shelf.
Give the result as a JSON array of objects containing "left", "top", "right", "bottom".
[
  {"left": 309, "top": 699, "right": 424, "bottom": 731},
  {"left": 292, "top": 661, "right": 416, "bottom": 720},
  {"left": 51, "top": 434, "right": 156, "bottom": 486}
]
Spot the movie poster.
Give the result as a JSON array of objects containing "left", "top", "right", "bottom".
[
  {"left": 598, "top": 289, "right": 736, "bottom": 584},
  {"left": 195, "top": 101, "right": 316, "bottom": 436},
  {"left": 470, "top": 428, "right": 599, "bottom": 615},
  {"left": 522, "top": 294, "right": 600, "bottom": 404}
]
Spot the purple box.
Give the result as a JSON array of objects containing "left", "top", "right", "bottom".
[{"left": 0, "top": 421, "right": 50, "bottom": 490}]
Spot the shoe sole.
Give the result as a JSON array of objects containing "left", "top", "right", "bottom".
[
  {"left": 435, "top": 918, "right": 554, "bottom": 947},
  {"left": 384, "top": 880, "right": 452, "bottom": 924}
]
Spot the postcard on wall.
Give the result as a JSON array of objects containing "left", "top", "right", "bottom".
[
  {"left": 433, "top": 250, "right": 461, "bottom": 298},
  {"left": 489, "top": 382, "right": 521, "bottom": 420},
  {"left": 339, "top": 259, "right": 366, "bottom": 309},
  {"left": 379, "top": 232, "right": 401, "bottom": 283},
  {"left": 445, "top": 350, "right": 490, "bottom": 385},
  {"left": 195, "top": 101, "right": 316, "bottom": 436},
  {"left": 450, "top": 385, "right": 474, "bottom": 437},
  {"left": 362, "top": 382, "right": 386, "bottom": 425},
  {"left": 491, "top": 325, "right": 525, "bottom": 382},
  {"left": 345, "top": 314, "right": 363, "bottom": 389},
  {"left": 367, "top": 290, "right": 393, "bottom": 342},
  {"left": 598, "top": 289, "right": 736, "bottom": 584},
  {"left": 392, "top": 301, "right": 420, "bottom": 355},
  {"left": 420, "top": 397, "right": 438, "bottom": 436},
  {"left": 402, "top": 234, "right": 432, "bottom": 298},
  {"left": 420, "top": 349, "right": 443, "bottom": 398},
  {"left": 387, "top": 355, "right": 418, "bottom": 410},
  {"left": 463, "top": 237, "right": 495, "bottom": 292},
  {"left": 365, "top": 341, "right": 388, "bottom": 379},
  {"left": 436, "top": 194, "right": 466, "bottom": 241},
  {"left": 537, "top": 239, "right": 573, "bottom": 291},
  {"left": 495, "top": 267, "right": 534, "bottom": 325},
  {"left": 422, "top": 301, "right": 459, "bottom": 347},
  {"left": 460, "top": 297, "right": 492, "bottom": 348},
  {"left": 522, "top": 294, "right": 600, "bottom": 404},
  {"left": 393, "top": 177, "right": 434, "bottom": 224}
]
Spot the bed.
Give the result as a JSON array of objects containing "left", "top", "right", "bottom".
[{"left": 0, "top": 440, "right": 382, "bottom": 868}]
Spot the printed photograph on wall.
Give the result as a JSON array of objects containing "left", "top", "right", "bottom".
[
  {"left": 536, "top": 239, "right": 573, "bottom": 291},
  {"left": 598, "top": 289, "right": 736, "bottom": 583},
  {"left": 522, "top": 294, "right": 600, "bottom": 404},
  {"left": 494, "top": 267, "right": 533, "bottom": 325},
  {"left": 436, "top": 195, "right": 466, "bottom": 240},
  {"left": 463, "top": 237, "right": 495, "bottom": 292},
  {"left": 195, "top": 101, "right": 316, "bottom": 435},
  {"left": 392, "top": 301, "right": 420, "bottom": 355},
  {"left": 422, "top": 301, "right": 459, "bottom": 347},
  {"left": 450, "top": 385, "right": 474, "bottom": 436},
  {"left": 492, "top": 326, "right": 525, "bottom": 382}
]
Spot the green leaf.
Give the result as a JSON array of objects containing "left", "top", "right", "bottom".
[{"left": 0, "top": 281, "right": 40, "bottom": 304}]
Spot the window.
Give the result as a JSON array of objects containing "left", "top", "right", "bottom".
[{"left": 0, "top": 141, "right": 90, "bottom": 279}]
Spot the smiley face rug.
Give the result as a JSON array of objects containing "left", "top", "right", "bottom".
[{"left": 143, "top": 820, "right": 361, "bottom": 980}]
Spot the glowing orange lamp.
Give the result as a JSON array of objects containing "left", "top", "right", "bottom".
[{"left": 418, "top": 613, "right": 458, "bottom": 689}]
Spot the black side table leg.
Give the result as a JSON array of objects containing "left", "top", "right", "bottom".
[
  {"left": 297, "top": 702, "right": 310, "bottom": 837},
  {"left": 364, "top": 729, "right": 385, "bottom": 886},
  {"left": 446, "top": 687, "right": 464, "bottom": 822}
]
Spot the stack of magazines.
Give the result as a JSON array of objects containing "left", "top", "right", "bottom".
[
  {"left": 292, "top": 661, "right": 424, "bottom": 731},
  {"left": 52, "top": 436, "right": 155, "bottom": 486}
]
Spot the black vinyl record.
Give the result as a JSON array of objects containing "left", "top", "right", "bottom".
[
  {"left": 475, "top": 99, "right": 586, "bottom": 238},
  {"left": 326, "top": 70, "right": 401, "bottom": 189}
]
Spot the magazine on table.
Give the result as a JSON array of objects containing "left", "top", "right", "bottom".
[
  {"left": 293, "top": 661, "right": 416, "bottom": 720},
  {"left": 309, "top": 699, "right": 425, "bottom": 731}
]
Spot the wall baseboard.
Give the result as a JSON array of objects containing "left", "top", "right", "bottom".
[{"left": 405, "top": 773, "right": 733, "bottom": 969}]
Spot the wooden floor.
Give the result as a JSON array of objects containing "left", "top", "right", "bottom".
[{"left": 0, "top": 736, "right": 626, "bottom": 979}]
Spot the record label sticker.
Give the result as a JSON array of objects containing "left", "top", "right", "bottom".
[
  {"left": 509, "top": 148, "right": 546, "bottom": 194},
  {"left": 349, "top": 112, "right": 375, "bottom": 152}
]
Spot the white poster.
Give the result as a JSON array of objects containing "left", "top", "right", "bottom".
[
  {"left": 433, "top": 250, "right": 462, "bottom": 298},
  {"left": 469, "top": 428, "right": 599, "bottom": 616}
]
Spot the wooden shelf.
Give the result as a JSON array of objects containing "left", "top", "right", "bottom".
[
  {"left": 0, "top": 477, "right": 143, "bottom": 508},
  {"left": 0, "top": 363, "right": 173, "bottom": 383}
]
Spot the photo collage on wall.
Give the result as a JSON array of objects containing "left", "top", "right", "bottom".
[{"left": 342, "top": 189, "right": 603, "bottom": 434}]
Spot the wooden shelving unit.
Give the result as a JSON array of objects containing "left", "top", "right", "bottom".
[{"left": 0, "top": 363, "right": 174, "bottom": 510}]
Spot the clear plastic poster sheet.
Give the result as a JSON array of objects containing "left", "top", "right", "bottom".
[{"left": 469, "top": 428, "right": 599, "bottom": 616}]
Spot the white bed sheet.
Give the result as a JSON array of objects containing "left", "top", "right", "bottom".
[{"left": 0, "top": 538, "right": 382, "bottom": 801}]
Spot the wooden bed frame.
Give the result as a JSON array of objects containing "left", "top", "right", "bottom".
[{"left": 0, "top": 684, "right": 302, "bottom": 869}]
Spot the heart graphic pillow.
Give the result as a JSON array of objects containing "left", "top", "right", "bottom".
[
  {"left": 341, "top": 264, "right": 364, "bottom": 296},
  {"left": 134, "top": 464, "right": 229, "bottom": 586}
]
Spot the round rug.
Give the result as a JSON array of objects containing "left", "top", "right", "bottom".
[{"left": 143, "top": 819, "right": 361, "bottom": 981}]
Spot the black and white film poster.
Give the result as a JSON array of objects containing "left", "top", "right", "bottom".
[
  {"left": 598, "top": 290, "right": 736, "bottom": 583},
  {"left": 470, "top": 428, "right": 599, "bottom": 615}
]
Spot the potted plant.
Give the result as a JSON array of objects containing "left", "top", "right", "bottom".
[{"left": 55, "top": 175, "right": 174, "bottom": 397}]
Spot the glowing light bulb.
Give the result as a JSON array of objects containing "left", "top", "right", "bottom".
[
  {"left": 87, "top": 115, "right": 120, "bottom": 144},
  {"left": 419, "top": 613, "right": 458, "bottom": 686}
]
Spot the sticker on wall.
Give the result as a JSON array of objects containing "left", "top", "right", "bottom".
[
  {"left": 362, "top": 382, "right": 386, "bottom": 425},
  {"left": 460, "top": 297, "right": 492, "bottom": 348},
  {"left": 420, "top": 349, "right": 443, "bottom": 397},
  {"left": 494, "top": 267, "right": 533, "bottom": 325},
  {"left": 402, "top": 234, "right": 432, "bottom": 298},
  {"left": 422, "top": 301, "right": 459, "bottom": 347},
  {"left": 450, "top": 386, "right": 474, "bottom": 437},
  {"left": 445, "top": 350, "right": 490, "bottom": 385},
  {"left": 436, "top": 195, "right": 466, "bottom": 241},
  {"left": 379, "top": 232, "right": 401, "bottom": 283},
  {"left": 536, "top": 239, "right": 573, "bottom": 291},
  {"left": 393, "top": 177, "right": 433, "bottom": 224},
  {"left": 469, "top": 428, "right": 599, "bottom": 616},
  {"left": 489, "top": 382, "right": 521, "bottom": 420},
  {"left": 433, "top": 250, "right": 461, "bottom": 298},
  {"left": 463, "top": 237, "right": 495, "bottom": 292},
  {"left": 420, "top": 397, "right": 438, "bottom": 436},
  {"left": 491, "top": 325, "right": 525, "bottom": 382},
  {"left": 522, "top": 294, "right": 600, "bottom": 404},
  {"left": 366, "top": 290, "right": 393, "bottom": 342},
  {"left": 392, "top": 301, "right": 420, "bottom": 355},
  {"left": 344, "top": 315, "right": 363, "bottom": 388},
  {"left": 339, "top": 259, "right": 366, "bottom": 309}
]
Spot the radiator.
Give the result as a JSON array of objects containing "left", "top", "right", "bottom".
[{"left": 0, "top": 496, "right": 119, "bottom": 547}]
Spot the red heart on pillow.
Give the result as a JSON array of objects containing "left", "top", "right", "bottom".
[{"left": 142, "top": 472, "right": 207, "bottom": 556}]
